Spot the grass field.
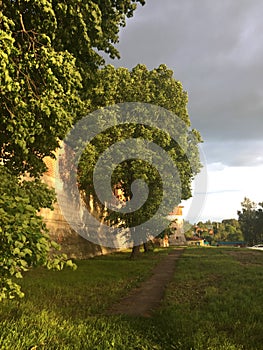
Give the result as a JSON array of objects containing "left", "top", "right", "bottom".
[{"left": 0, "top": 247, "right": 262, "bottom": 349}]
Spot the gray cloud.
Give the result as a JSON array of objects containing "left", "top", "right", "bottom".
[
  {"left": 203, "top": 140, "right": 263, "bottom": 167},
  {"left": 104, "top": 0, "right": 263, "bottom": 166}
]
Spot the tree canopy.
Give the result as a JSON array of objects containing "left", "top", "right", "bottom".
[
  {"left": 1, "top": 0, "right": 145, "bottom": 176},
  {"left": 238, "top": 197, "right": 263, "bottom": 245},
  {"left": 185, "top": 219, "right": 243, "bottom": 245},
  {"left": 76, "top": 64, "right": 202, "bottom": 252},
  {"left": 0, "top": 0, "right": 145, "bottom": 299}
]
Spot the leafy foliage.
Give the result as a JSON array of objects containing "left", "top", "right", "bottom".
[
  {"left": 1, "top": 0, "right": 145, "bottom": 175},
  {"left": 0, "top": 0, "right": 145, "bottom": 298},
  {"left": 238, "top": 197, "right": 263, "bottom": 245},
  {"left": 0, "top": 167, "right": 76, "bottom": 301},
  {"left": 0, "top": 10, "right": 82, "bottom": 176},
  {"left": 187, "top": 219, "right": 243, "bottom": 244},
  {"left": 78, "top": 64, "right": 202, "bottom": 246}
]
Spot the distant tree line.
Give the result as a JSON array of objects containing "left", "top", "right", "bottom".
[
  {"left": 184, "top": 197, "right": 263, "bottom": 246},
  {"left": 184, "top": 219, "right": 243, "bottom": 245}
]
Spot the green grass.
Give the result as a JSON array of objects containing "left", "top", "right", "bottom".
[
  {"left": 156, "top": 247, "right": 263, "bottom": 350},
  {"left": 0, "top": 247, "right": 262, "bottom": 349}
]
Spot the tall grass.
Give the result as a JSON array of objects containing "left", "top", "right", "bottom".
[{"left": 0, "top": 247, "right": 262, "bottom": 349}]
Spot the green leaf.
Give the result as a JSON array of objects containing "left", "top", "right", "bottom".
[
  {"left": 15, "top": 271, "right": 23, "bottom": 279},
  {"left": 13, "top": 247, "right": 20, "bottom": 255}
]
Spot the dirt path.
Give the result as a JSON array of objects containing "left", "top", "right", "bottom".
[{"left": 107, "top": 248, "right": 184, "bottom": 317}]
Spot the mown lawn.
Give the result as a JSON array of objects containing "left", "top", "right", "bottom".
[
  {"left": 0, "top": 247, "right": 262, "bottom": 349},
  {"left": 156, "top": 248, "right": 263, "bottom": 350}
]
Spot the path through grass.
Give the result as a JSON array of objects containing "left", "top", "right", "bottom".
[{"left": 0, "top": 247, "right": 262, "bottom": 349}]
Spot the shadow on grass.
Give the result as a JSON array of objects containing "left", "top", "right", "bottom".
[{"left": 0, "top": 248, "right": 262, "bottom": 349}]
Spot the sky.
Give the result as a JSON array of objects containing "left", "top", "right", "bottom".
[{"left": 103, "top": 0, "right": 263, "bottom": 223}]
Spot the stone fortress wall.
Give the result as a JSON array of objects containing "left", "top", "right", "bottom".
[
  {"left": 41, "top": 153, "right": 114, "bottom": 259},
  {"left": 40, "top": 149, "right": 186, "bottom": 258}
]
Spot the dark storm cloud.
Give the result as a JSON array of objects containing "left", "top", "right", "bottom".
[
  {"left": 204, "top": 140, "right": 263, "bottom": 167},
  {"left": 105, "top": 0, "right": 263, "bottom": 166}
]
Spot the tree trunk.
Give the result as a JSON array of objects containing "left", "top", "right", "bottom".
[
  {"left": 143, "top": 242, "right": 149, "bottom": 252},
  {"left": 130, "top": 245, "right": 140, "bottom": 259}
]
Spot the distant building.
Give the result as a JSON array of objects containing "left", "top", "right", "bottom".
[
  {"left": 186, "top": 236, "right": 209, "bottom": 246},
  {"left": 167, "top": 206, "right": 187, "bottom": 246}
]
